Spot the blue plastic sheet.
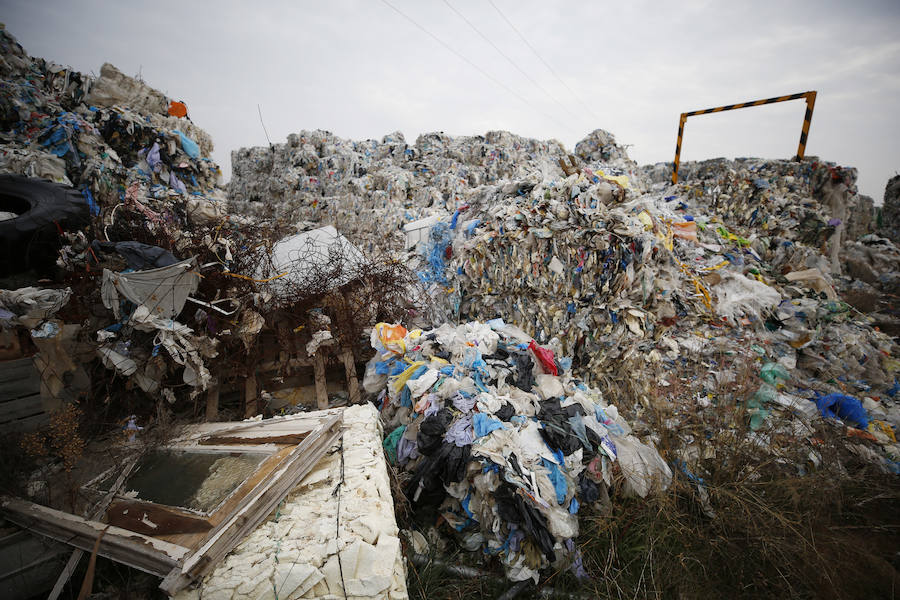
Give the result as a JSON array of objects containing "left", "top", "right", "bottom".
[
  {"left": 595, "top": 406, "right": 625, "bottom": 436},
  {"left": 541, "top": 458, "right": 567, "bottom": 504},
  {"left": 814, "top": 393, "right": 869, "bottom": 429},
  {"left": 408, "top": 364, "right": 429, "bottom": 381},
  {"left": 418, "top": 221, "right": 452, "bottom": 285},
  {"left": 375, "top": 359, "right": 406, "bottom": 376},
  {"left": 473, "top": 412, "right": 506, "bottom": 438},
  {"left": 400, "top": 386, "right": 412, "bottom": 407},
  {"left": 175, "top": 130, "right": 200, "bottom": 158},
  {"left": 82, "top": 187, "right": 100, "bottom": 216},
  {"left": 450, "top": 208, "right": 462, "bottom": 229}
]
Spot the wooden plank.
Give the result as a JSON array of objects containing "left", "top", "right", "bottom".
[
  {"left": 47, "top": 459, "right": 138, "bottom": 600},
  {"left": 313, "top": 353, "right": 328, "bottom": 409},
  {"left": 199, "top": 432, "right": 310, "bottom": 445},
  {"left": 340, "top": 346, "right": 360, "bottom": 404},
  {"left": 0, "top": 497, "right": 189, "bottom": 578},
  {"left": 205, "top": 379, "right": 219, "bottom": 422},
  {"left": 159, "top": 413, "right": 343, "bottom": 595},
  {"left": 243, "top": 374, "right": 257, "bottom": 419},
  {"left": 0, "top": 377, "right": 40, "bottom": 401},
  {"left": 0, "top": 358, "right": 37, "bottom": 382},
  {"left": 198, "top": 413, "right": 335, "bottom": 436},
  {"left": 0, "top": 411, "right": 48, "bottom": 434},
  {"left": 0, "top": 394, "right": 43, "bottom": 421},
  {"left": 106, "top": 500, "right": 212, "bottom": 536}
]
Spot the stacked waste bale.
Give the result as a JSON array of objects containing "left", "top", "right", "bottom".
[
  {"left": 229, "top": 127, "right": 640, "bottom": 255},
  {"left": 233, "top": 126, "right": 898, "bottom": 460}
]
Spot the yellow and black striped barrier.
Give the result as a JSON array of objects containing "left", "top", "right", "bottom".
[{"left": 672, "top": 90, "right": 817, "bottom": 183}]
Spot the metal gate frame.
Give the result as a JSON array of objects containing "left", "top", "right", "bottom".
[{"left": 672, "top": 90, "right": 817, "bottom": 183}]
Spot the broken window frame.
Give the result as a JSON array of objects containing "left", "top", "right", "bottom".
[{"left": 1, "top": 410, "right": 344, "bottom": 596}]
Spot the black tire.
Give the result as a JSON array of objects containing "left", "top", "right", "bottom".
[{"left": 0, "top": 175, "right": 89, "bottom": 277}]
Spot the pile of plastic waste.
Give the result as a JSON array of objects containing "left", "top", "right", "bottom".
[
  {"left": 229, "top": 128, "right": 640, "bottom": 255},
  {"left": 233, "top": 122, "right": 900, "bottom": 479},
  {"left": 0, "top": 28, "right": 221, "bottom": 214},
  {"left": 367, "top": 320, "right": 672, "bottom": 582},
  {"left": 0, "top": 27, "right": 417, "bottom": 411},
  {"left": 0, "top": 27, "right": 257, "bottom": 405}
]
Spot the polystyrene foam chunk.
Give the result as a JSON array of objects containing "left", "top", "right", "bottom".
[
  {"left": 203, "top": 588, "right": 236, "bottom": 600},
  {"left": 274, "top": 562, "right": 320, "bottom": 599},
  {"left": 340, "top": 539, "right": 364, "bottom": 578},
  {"left": 344, "top": 513, "right": 380, "bottom": 545},
  {"left": 320, "top": 554, "right": 345, "bottom": 596},
  {"left": 252, "top": 584, "right": 276, "bottom": 600},
  {"left": 235, "top": 563, "right": 274, "bottom": 596},
  {"left": 305, "top": 579, "right": 330, "bottom": 597},
  {"left": 345, "top": 574, "right": 392, "bottom": 597},
  {"left": 374, "top": 536, "right": 401, "bottom": 574}
]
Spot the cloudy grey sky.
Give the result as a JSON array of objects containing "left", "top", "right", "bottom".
[{"left": 5, "top": 0, "right": 899, "bottom": 200}]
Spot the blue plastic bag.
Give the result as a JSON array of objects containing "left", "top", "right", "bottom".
[
  {"left": 814, "top": 393, "right": 869, "bottom": 429},
  {"left": 175, "top": 130, "right": 200, "bottom": 159}
]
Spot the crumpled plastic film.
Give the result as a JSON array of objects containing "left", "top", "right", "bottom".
[{"left": 371, "top": 319, "right": 670, "bottom": 582}]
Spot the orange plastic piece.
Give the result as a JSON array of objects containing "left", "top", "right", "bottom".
[{"left": 168, "top": 101, "right": 188, "bottom": 118}]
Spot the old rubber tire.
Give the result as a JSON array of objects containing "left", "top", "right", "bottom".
[{"left": 0, "top": 175, "right": 89, "bottom": 277}]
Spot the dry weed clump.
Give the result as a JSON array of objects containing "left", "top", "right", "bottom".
[
  {"left": 571, "top": 444, "right": 899, "bottom": 600},
  {"left": 21, "top": 403, "right": 85, "bottom": 473},
  {"left": 567, "top": 355, "right": 900, "bottom": 600}
]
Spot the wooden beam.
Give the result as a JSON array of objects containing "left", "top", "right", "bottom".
[
  {"left": 199, "top": 432, "right": 311, "bottom": 446},
  {"left": 256, "top": 356, "right": 313, "bottom": 373},
  {"left": 0, "top": 497, "right": 188, "bottom": 578},
  {"left": 312, "top": 353, "right": 328, "bottom": 409},
  {"left": 205, "top": 377, "right": 219, "bottom": 422},
  {"left": 243, "top": 373, "right": 258, "bottom": 419},
  {"left": 159, "top": 413, "right": 343, "bottom": 595},
  {"left": 47, "top": 458, "right": 138, "bottom": 600},
  {"left": 341, "top": 346, "right": 360, "bottom": 404},
  {"left": 185, "top": 410, "right": 341, "bottom": 444},
  {"left": 106, "top": 500, "right": 213, "bottom": 536}
]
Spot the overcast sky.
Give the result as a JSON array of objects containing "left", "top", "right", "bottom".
[{"left": 5, "top": 0, "right": 899, "bottom": 200}]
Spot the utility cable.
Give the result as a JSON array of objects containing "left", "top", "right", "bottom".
[
  {"left": 488, "top": 0, "right": 603, "bottom": 123},
  {"left": 257, "top": 104, "right": 273, "bottom": 148},
  {"left": 441, "top": 0, "right": 582, "bottom": 125},
  {"left": 380, "top": 0, "right": 576, "bottom": 135}
]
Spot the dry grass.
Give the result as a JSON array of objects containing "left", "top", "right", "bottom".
[{"left": 404, "top": 353, "right": 900, "bottom": 600}]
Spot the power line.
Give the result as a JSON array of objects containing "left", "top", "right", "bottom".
[
  {"left": 379, "top": 0, "right": 576, "bottom": 135},
  {"left": 441, "top": 0, "right": 582, "bottom": 126},
  {"left": 257, "top": 104, "right": 273, "bottom": 148},
  {"left": 488, "top": 0, "right": 603, "bottom": 123}
]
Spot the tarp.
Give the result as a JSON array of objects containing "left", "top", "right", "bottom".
[
  {"left": 265, "top": 225, "right": 367, "bottom": 294},
  {"left": 101, "top": 258, "right": 199, "bottom": 319}
]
